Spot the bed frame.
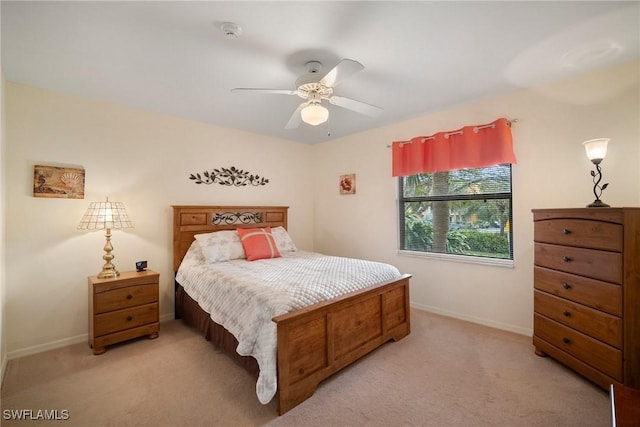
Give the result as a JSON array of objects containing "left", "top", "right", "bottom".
[{"left": 172, "top": 205, "right": 411, "bottom": 414}]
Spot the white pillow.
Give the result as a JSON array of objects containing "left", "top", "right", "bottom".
[
  {"left": 271, "top": 226, "right": 298, "bottom": 253},
  {"left": 194, "top": 230, "right": 246, "bottom": 263}
]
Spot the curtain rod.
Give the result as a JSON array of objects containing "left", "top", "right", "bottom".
[{"left": 386, "top": 118, "right": 518, "bottom": 148}]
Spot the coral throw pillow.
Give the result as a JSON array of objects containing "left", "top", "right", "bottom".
[{"left": 237, "top": 227, "right": 281, "bottom": 261}]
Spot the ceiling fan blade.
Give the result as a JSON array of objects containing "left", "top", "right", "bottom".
[
  {"left": 284, "top": 103, "right": 306, "bottom": 129},
  {"left": 319, "top": 59, "right": 364, "bottom": 88},
  {"left": 231, "top": 88, "right": 297, "bottom": 96},
  {"left": 329, "top": 96, "right": 382, "bottom": 117}
]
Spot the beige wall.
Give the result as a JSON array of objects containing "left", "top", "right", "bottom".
[
  {"left": 3, "top": 60, "right": 639, "bottom": 357},
  {"left": 312, "top": 60, "right": 640, "bottom": 334},
  {"left": 4, "top": 83, "right": 314, "bottom": 356}
]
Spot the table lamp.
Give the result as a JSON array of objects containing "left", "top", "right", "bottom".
[
  {"left": 78, "top": 197, "right": 133, "bottom": 278},
  {"left": 582, "top": 138, "right": 610, "bottom": 208}
]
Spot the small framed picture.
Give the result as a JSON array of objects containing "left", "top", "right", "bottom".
[
  {"left": 33, "top": 165, "right": 85, "bottom": 199},
  {"left": 339, "top": 174, "right": 356, "bottom": 195}
]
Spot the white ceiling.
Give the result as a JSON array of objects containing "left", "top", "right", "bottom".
[{"left": 2, "top": 1, "right": 639, "bottom": 145}]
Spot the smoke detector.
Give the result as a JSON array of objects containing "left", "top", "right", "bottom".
[{"left": 220, "top": 22, "right": 242, "bottom": 39}]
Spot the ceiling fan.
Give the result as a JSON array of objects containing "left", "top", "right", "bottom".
[{"left": 231, "top": 59, "right": 382, "bottom": 129}]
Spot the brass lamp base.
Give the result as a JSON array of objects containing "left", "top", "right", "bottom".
[
  {"left": 98, "top": 265, "right": 120, "bottom": 279},
  {"left": 97, "top": 228, "right": 120, "bottom": 279}
]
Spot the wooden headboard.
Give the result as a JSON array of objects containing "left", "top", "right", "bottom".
[{"left": 172, "top": 205, "right": 289, "bottom": 271}]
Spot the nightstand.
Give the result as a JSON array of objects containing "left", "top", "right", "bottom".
[{"left": 88, "top": 270, "right": 160, "bottom": 355}]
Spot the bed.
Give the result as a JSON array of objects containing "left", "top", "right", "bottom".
[{"left": 172, "top": 205, "right": 411, "bottom": 414}]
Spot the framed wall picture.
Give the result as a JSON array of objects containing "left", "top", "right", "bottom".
[
  {"left": 339, "top": 174, "right": 356, "bottom": 195},
  {"left": 33, "top": 165, "right": 85, "bottom": 199}
]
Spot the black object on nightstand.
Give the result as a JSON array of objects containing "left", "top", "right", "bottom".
[{"left": 135, "top": 260, "right": 147, "bottom": 272}]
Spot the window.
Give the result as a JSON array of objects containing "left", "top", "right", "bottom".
[{"left": 398, "top": 164, "right": 513, "bottom": 260}]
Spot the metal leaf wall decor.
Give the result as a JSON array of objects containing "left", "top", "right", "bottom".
[{"left": 189, "top": 166, "right": 270, "bottom": 187}]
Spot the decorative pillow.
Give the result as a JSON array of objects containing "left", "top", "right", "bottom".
[
  {"left": 194, "top": 230, "right": 246, "bottom": 263},
  {"left": 271, "top": 226, "right": 298, "bottom": 253},
  {"left": 237, "top": 227, "right": 281, "bottom": 261}
]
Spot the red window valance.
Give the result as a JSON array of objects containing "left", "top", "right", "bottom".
[{"left": 391, "top": 118, "right": 516, "bottom": 177}]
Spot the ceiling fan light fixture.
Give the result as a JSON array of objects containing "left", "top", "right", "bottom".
[
  {"left": 301, "top": 103, "right": 329, "bottom": 126},
  {"left": 232, "top": 58, "right": 380, "bottom": 130}
]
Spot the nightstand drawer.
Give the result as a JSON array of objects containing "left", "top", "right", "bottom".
[
  {"left": 534, "top": 290, "right": 621, "bottom": 348},
  {"left": 94, "top": 303, "right": 158, "bottom": 337},
  {"left": 534, "top": 314, "right": 622, "bottom": 381},
  {"left": 534, "top": 267, "right": 621, "bottom": 316},
  {"left": 534, "top": 243, "right": 622, "bottom": 284},
  {"left": 534, "top": 218, "right": 622, "bottom": 251},
  {"left": 95, "top": 284, "right": 158, "bottom": 314}
]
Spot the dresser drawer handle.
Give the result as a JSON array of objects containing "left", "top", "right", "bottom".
[
  {"left": 562, "top": 228, "right": 571, "bottom": 235},
  {"left": 126, "top": 294, "right": 133, "bottom": 300},
  {"left": 562, "top": 256, "right": 572, "bottom": 263},
  {"left": 562, "top": 282, "right": 571, "bottom": 290},
  {"left": 126, "top": 316, "right": 133, "bottom": 322},
  {"left": 562, "top": 337, "right": 571, "bottom": 344},
  {"left": 563, "top": 310, "right": 571, "bottom": 317}
]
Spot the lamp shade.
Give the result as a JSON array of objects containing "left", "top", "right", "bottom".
[
  {"left": 301, "top": 104, "right": 329, "bottom": 126},
  {"left": 582, "top": 138, "right": 609, "bottom": 162},
  {"left": 77, "top": 198, "right": 133, "bottom": 231}
]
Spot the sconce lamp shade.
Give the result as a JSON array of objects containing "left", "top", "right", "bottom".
[
  {"left": 78, "top": 198, "right": 133, "bottom": 279},
  {"left": 301, "top": 103, "right": 329, "bottom": 126},
  {"left": 583, "top": 138, "right": 609, "bottom": 163}
]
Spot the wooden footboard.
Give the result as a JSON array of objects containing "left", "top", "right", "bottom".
[{"left": 273, "top": 274, "right": 411, "bottom": 414}]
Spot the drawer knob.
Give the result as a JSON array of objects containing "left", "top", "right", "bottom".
[
  {"left": 562, "top": 282, "right": 571, "bottom": 290},
  {"left": 562, "top": 337, "right": 571, "bottom": 344},
  {"left": 563, "top": 310, "right": 571, "bottom": 317},
  {"left": 562, "top": 256, "right": 572, "bottom": 262},
  {"left": 126, "top": 316, "right": 133, "bottom": 322},
  {"left": 562, "top": 228, "right": 571, "bottom": 235},
  {"left": 126, "top": 294, "right": 133, "bottom": 300}
]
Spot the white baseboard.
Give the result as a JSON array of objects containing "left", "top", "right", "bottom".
[
  {"left": 411, "top": 302, "right": 533, "bottom": 337},
  {"left": 7, "top": 333, "right": 88, "bottom": 360},
  {"left": 7, "top": 312, "right": 176, "bottom": 361},
  {"left": 160, "top": 312, "right": 175, "bottom": 322}
]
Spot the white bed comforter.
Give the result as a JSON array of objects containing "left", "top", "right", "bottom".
[{"left": 175, "top": 243, "right": 402, "bottom": 404}]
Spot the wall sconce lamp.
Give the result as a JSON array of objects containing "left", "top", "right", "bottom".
[
  {"left": 582, "top": 138, "right": 610, "bottom": 208},
  {"left": 78, "top": 198, "right": 134, "bottom": 278}
]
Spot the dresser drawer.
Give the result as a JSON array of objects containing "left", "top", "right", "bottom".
[
  {"left": 95, "top": 284, "right": 158, "bottom": 314},
  {"left": 534, "top": 219, "right": 623, "bottom": 251},
  {"left": 94, "top": 303, "right": 158, "bottom": 337},
  {"left": 534, "top": 243, "right": 623, "bottom": 284},
  {"left": 534, "top": 314, "right": 622, "bottom": 381},
  {"left": 532, "top": 336, "right": 618, "bottom": 390},
  {"left": 534, "top": 267, "right": 622, "bottom": 316},
  {"left": 534, "top": 291, "right": 622, "bottom": 348}
]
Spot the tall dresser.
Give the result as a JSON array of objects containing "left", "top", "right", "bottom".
[{"left": 532, "top": 208, "right": 640, "bottom": 390}]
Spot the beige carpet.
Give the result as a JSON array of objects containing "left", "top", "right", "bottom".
[{"left": 1, "top": 309, "right": 609, "bottom": 426}]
